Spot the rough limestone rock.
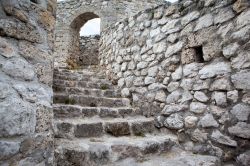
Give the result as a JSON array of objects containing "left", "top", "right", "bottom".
[
  {"left": 0, "top": 141, "right": 20, "bottom": 160},
  {"left": 199, "top": 114, "right": 219, "bottom": 128},
  {"left": 191, "top": 129, "right": 208, "bottom": 143},
  {"left": 237, "top": 150, "right": 250, "bottom": 166},
  {"left": 231, "top": 70, "right": 250, "bottom": 90},
  {"left": 184, "top": 116, "right": 198, "bottom": 128},
  {"left": 228, "top": 122, "right": 250, "bottom": 139},
  {"left": 198, "top": 61, "right": 231, "bottom": 79},
  {"left": 2, "top": 57, "right": 35, "bottom": 81},
  {"left": 164, "top": 113, "right": 184, "bottom": 130},
  {"left": 190, "top": 102, "right": 207, "bottom": 114},
  {"left": 161, "top": 104, "right": 188, "bottom": 116},
  {"left": 230, "top": 103, "right": 250, "bottom": 121},
  {"left": 211, "top": 130, "right": 237, "bottom": 147},
  {"left": 194, "top": 91, "right": 209, "bottom": 102}
]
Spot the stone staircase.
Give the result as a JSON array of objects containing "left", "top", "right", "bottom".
[{"left": 53, "top": 66, "right": 220, "bottom": 166}]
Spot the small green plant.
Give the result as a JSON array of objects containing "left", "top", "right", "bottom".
[
  {"left": 64, "top": 98, "right": 76, "bottom": 105},
  {"left": 100, "top": 84, "right": 109, "bottom": 90}
]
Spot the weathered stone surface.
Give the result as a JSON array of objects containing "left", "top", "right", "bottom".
[
  {"left": 184, "top": 116, "right": 198, "bottom": 128},
  {"left": 191, "top": 129, "right": 208, "bottom": 143},
  {"left": 161, "top": 104, "right": 187, "bottom": 116},
  {"left": 211, "top": 130, "right": 237, "bottom": 147},
  {"left": 231, "top": 70, "right": 250, "bottom": 90},
  {"left": 0, "top": 98, "right": 36, "bottom": 137},
  {"left": 228, "top": 122, "right": 250, "bottom": 139},
  {"left": 194, "top": 91, "right": 209, "bottom": 102},
  {"left": 236, "top": 9, "right": 250, "bottom": 28},
  {"left": 0, "top": 141, "right": 20, "bottom": 160},
  {"left": 231, "top": 51, "right": 250, "bottom": 69},
  {"left": 165, "top": 41, "right": 183, "bottom": 58},
  {"left": 155, "top": 90, "right": 166, "bottom": 103},
  {"left": 190, "top": 102, "right": 207, "bottom": 114},
  {"left": 227, "top": 90, "right": 238, "bottom": 103},
  {"left": 164, "top": 113, "right": 184, "bottom": 130},
  {"left": 75, "top": 123, "right": 103, "bottom": 137},
  {"left": 2, "top": 57, "right": 35, "bottom": 81},
  {"left": 230, "top": 103, "right": 250, "bottom": 121},
  {"left": 199, "top": 61, "right": 231, "bottom": 79},
  {"left": 237, "top": 150, "right": 250, "bottom": 166},
  {"left": 181, "top": 11, "right": 200, "bottom": 26},
  {"left": 166, "top": 90, "right": 182, "bottom": 104},
  {"left": 105, "top": 122, "right": 130, "bottom": 136},
  {"left": 214, "top": 7, "right": 235, "bottom": 24},
  {"left": 212, "top": 92, "right": 227, "bottom": 106},
  {"left": 194, "top": 14, "right": 213, "bottom": 31},
  {"left": 0, "top": 37, "right": 17, "bottom": 58},
  {"left": 210, "top": 77, "right": 232, "bottom": 91},
  {"left": 222, "top": 43, "right": 239, "bottom": 58},
  {"left": 199, "top": 114, "right": 219, "bottom": 128}
]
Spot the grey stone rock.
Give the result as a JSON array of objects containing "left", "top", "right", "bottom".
[
  {"left": 137, "top": 62, "right": 148, "bottom": 70},
  {"left": 154, "top": 115, "right": 166, "bottom": 128},
  {"left": 237, "top": 150, "right": 250, "bottom": 166},
  {"left": 194, "top": 14, "right": 213, "bottom": 31},
  {"left": 231, "top": 25, "right": 250, "bottom": 41},
  {"left": 165, "top": 41, "right": 183, "bottom": 58},
  {"left": 155, "top": 90, "right": 166, "bottom": 103},
  {"left": 0, "top": 141, "right": 20, "bottom": 160},
  {"left": 236, "top": 9, "right": 250, "bottom": 29},
  {"left": 231, "top": 51, "right": 250, "bottom": 69},
  {"left": 228, "top": 122, "right": 250, "bottom": 139},
  {"left": 164, "top": 113, "right": 184, "bottom": 130},
  {"left": 166, "top": 90, "right": 182, "bottom": 104},
  {"left": 242, "top": 92, "right": 250, "bottom": 104},
  {"left": 190, "top": 102, "right": 207, "bottom": 114},
  {"left": 222, "top": 43, "right": 239, "bottom": 58},
  {"left": 0, "top": 97, "right": 36, "bottom": 137},
  {"left": 171, "top": 65, "right": 182, "bottom": 81},
  {"left": 147, "top": 66, "right": 158, "bottom": 77},
  {"left": 121, "top": 88, "right": 130, "bottom": 97},
  {"left": 161, "top": 18, "right": 181, "bottom": 35},
  {"left": 194, "top": 91, "right": 209, "bottom": 102},
  {"left": 199, "top": 61, "right": 231, "bottom": 79},
  {"left": 161, "top": 104, "right": 188, "bottom": 116},
  {"left": 153, "top": 42, "right": 166, "bottom": 54},
  {"left": 167, "top": 82, "right": 180, "bottom": 92},
  {"left": 210, "top": 77, "right": 232, "bottom": 91},
  {"left": 212, "top": 92, "right": 227, "bottom": 106},
  {"left": 184, "top": 116, "right": 198, "bottom": 128},
  {"left": 2, "top": 57, "right": 35, "bottom": 81},
  {"left": 227, "top": 90, "right": 238, "bottom": 103},
  {"left": 144, "top": 77, "right": 155, "bottom": 85},
  {"left": 0, "top": 82, "right": 13, "bottom": 99},
  {"left": 105, "top": 122, "right": 130, "bottom": 136},
  {"left": 181, "top": 11, "right": 200, "bottom": 26},
  {"left": 231, "top": 70, "right": 250, "bottom": 90},
  {"left": 180, "top": 90, "right": 193, "bottom": 103},
  {"left": 0, "top": 37, "right": 17, "bottom": 58},
  {"left": 148, "top": 83, "right": 167, "bottom": 91},
  {"left": 199, "top": 114, "right": 219, "bottom": 128},
  {"left": 183, "top": 63, "right": 201, "bottom": 77},
  {"left": 191, "top": 129, "right": 208, "bottom": 143},
  {"left": 211, "top": 130, "right": 237, "bottom": 147},
  {"left": 214, "top": 7, "right": 235, "bottom": 24},
  {"left": 230, "top": 103, "right": 250, "bottom": 121}
]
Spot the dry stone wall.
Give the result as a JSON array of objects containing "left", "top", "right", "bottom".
[
  {"left": 54, "top": 0, "right": 166, "bottom": 68},
  {"left": 79, "top": 35, "right": 100, "bottom": 66},
  {"left": 100, "top": 0, "right": 250, "bottom": 164},
  {"left": 0, "top": 0, "right": 56, "bottom": 165}
]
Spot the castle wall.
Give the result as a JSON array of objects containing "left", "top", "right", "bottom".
[
  {"left": 100, "top": 0, "right": 250, "bottom": 164},
  {"left": 0, "top": 0, "right": 56, "bottom": 165},
  {"left": 79, "top": 35, "right": 100, "bottom": 66},
  {"left": 54, "top": 0, "right": 166, "bottom": 68}
]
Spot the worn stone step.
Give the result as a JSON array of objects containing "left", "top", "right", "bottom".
[
  {"left": 55, "top": 134, "right": 178, "bottom": 166},
  {"left": 53, "top": 79, "right": 114, "bottom": 90},
  {"left": 104, "top": 152, "right": 221, "bottom": 166},
  {"left": 53, "top": 104, "right": 139, "bottom": 119},
  {"left": 53, "top": 94, "right": 130, "bottom": 107},
  {"left": 54, "top": 87, "right": 121, "bottom": 98},
  {"left": 54, "top": 117, "right": 157, "bottom": 138},
  {"left": 53, "top": 74, "right": 107, "bottom": 81}
]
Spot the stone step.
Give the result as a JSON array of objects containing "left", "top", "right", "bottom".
[
  {"left": 104, "top": 152, "right": 221, "bottom": 166},
  {"left": 54, "top": 117, "right": 156, "bottom": 138},
  {"left": 55, "top": 134, "right": 178, "bottom": 166},
  {"left": 53, "top": 94, "right": 131, "bottom": 107},
  {"left": 53, "top": 79, "right": 114, "bottom": 90},
  {"left": 53, "top": 74, "right": 107, "bottom": 81},
  {"left": 53, "top": 87, "right": 121, "bottom": 98},
  {"left": 53, "top": 104, "right": 139, "bottom": 119}
]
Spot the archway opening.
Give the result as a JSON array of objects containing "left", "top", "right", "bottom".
[{"left": 67, "top": 12, "right": 101, "bottom": 69}]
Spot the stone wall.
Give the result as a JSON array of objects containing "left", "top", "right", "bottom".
[
  {"left": 54, "top": 0, "right": 166, "bottom": 68},
  {"left": 79, "top": 35, "right": 100, "bottom": 66},
  {"left": 100, "top": 0, "right": 250, "bottom": 164},
  {"left": 0, "top": 0, "right": 56, "bottom": 165}
]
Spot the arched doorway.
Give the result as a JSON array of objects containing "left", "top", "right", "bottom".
[{"left": 66, "top": 12, "right": 101, "bottom": 69}]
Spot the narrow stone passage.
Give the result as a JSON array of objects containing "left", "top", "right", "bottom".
[{"left": 52, "top": 66, "right": 219, "bottom": 165}]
